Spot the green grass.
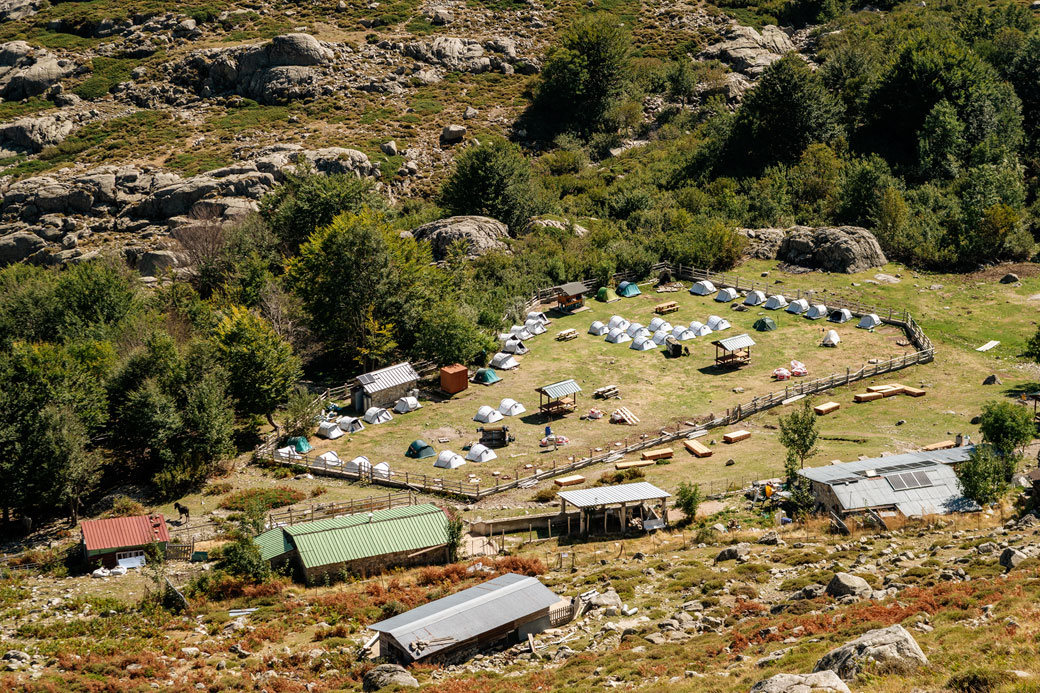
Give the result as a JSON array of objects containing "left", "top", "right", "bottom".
[
  {"left": 73, "top": 57, "right": 140, "bottom": 100},
  {"left": 212, "top": 101, "right": 291, "bottom": 130},
  {"left": 0, "top": 96, "right": 56, "bottom": 122}
]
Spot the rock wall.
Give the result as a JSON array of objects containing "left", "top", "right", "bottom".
[{"left": 738, "top": 225, "right": 887, "bottom": 273}]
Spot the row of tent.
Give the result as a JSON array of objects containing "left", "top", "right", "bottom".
[
  {"left": 316, "top": 396, "right": 424, "bottom": 439},
  {"left": 689, "top": 281, "right": 884, "bottom": 329},
  {"left": 595, "top": 281, "right": 642, "bottom": 302},
  {"left": 473, "top": 398, "right": 527, "bottom": 424},
  {"left": 498, "top": 311, "right": 552, "bottom": 353},
  {"left": 405, "top": 441, "right": 499, "bottom": 465},
  {"left": 591, "top": 314, "right": 733, "bottom": 344}
]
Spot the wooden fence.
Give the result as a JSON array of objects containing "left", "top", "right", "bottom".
[
  {"left": 254, "top": 263, "right": 936, "bottom": 501},
  {"left": 265, "top": 491, "right": 416, "bottom": 527}
]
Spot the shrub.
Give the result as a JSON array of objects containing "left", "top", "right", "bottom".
[
  {"left": 204, "top": 481, "right": 233, "bottom": 496},
  {"left": 219, "top": 487, "right": 304, "bottom": 511},
  {"left": 531, "top": 487, "right": 557, "bottom": 503},
  {"left": 947, "top": 668, "right": 1012, "bottom": 693},
  {"left": 106, "top": 495, "right": 146, "bottom": 518},
  {"left": 596, "top": 468, "right": 645, "bottom": 486}
]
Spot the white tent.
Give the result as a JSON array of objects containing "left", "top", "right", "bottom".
[
  {"left": 671, "top": 325, "right": 695, "bottom": 340},
  {"left": 275, "top": 446, "right": 300, "bottom": 462},
  {"left": 363, "top": 407, "right": 392, "bottom": 424},
  {"left": 434, "top": 450, "right": 466, "bottom": 469},
  {"left": 606, "top": 328, "right": 631, "bottom": 344},
  {"left": 502, "top": 338, "right": 528, "bottom": 354},
  {"left": 317, "top": 421, "right": 344, "bottom": 440},
  {"left": 372, "top": 462, "right": 391, "bottom": 480},
  {"left": 822, "top": 329, "right": 841, "bottom": 347},
  {"left": 393, "top": 396, "right": 421, "bottom": 414},
  {"left": 806, "top": 303, "right": 828, "bottom": 319},
  {"left": 490, "top": 352, "right": 519, "bottom": 370},
  {"left": 828, "top": 308, "right": 852, "bottom": 324},
  {"left": 466, "top": 443, "right": 498, "bottom": 462},
  {"left": 607, "top": 315, "right": 630, "bottom": 331},
  {"left": 499, "top": 398, "right": 526, "bottom": 416},
  {"left": 630, "top": 335, "right": 657, "bottom": 351},
  {"left": 317, "top": 450, "right": 341, "bottom": 466},
  {"left": 525, "top": 319, "right": 547, "bottom": 335},
  {"left": 857, "top": 313, "right": 881, "bottom": 329},
  {"left": 336, "top": 416, "right": 364, "bottom": 433},
  {"left": 764, "top": 294, "right": 788, "bottom": 310},
  {"left": 652, "top": 329, "right": 670, "bottom": 345},
  {"left": 690, "top": 280, "right": 716, "bottom": 296},
  {"left": 527, "top": 311, "right": 549, "bottom": 325},
  {"left": 344, "top": 455, "right": 372, "bottom": 474},
  {"left": 648, "top": 317, "right": 672, "bottom": 333},
  {"left": 509, "top": 325, "right": 534, "bottom": 341},
  {"left": 626, "top": 322, "right": 649, "bottom": 339},
  {"left": 589, "top": 320, "right": 608, "bottom": 336},
  {"left": 706, "top": 315, "right": 731, "bottom": 331},
  {"left": 787, "top": 298, "right": 809, "bottom": 314},
  {"left": 474, "top": 405, "right": 504, "bottom": 424},
  {"left": 744, "top": 290, "right": 766, "bottom": 306},
  {"left": 715, "top": 287, "right": 739, "bottom": 302},
  {"left": 690, "top": 321, "right": 713, "bottom": 338}
]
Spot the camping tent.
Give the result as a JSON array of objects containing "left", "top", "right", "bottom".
[
  {"left": 764, "top": 294, "right": 788, "bottom": 310},
  {"left": 606, "top": 328, "right": 631, "bottom": 344},
  {"left": 787, "top": 299, "right": 809, "bottom": 314},
  {"left": 490, "top": 353, "right": 518, "bottom": 370},
  {"left": 499, "top": 398, "right": 526, "bottom": 416},
  {"left": 596, "top": 286, "right": 619, "bottom": 303},
  {"left": 527, "top": 311, "right": 549, "bottom": 325},
  {"left": 744, "top": 290, "right": 766, "bottom": 306},
  {"left": 715, "top": 287, "right": 739, "bottom": 302},
  {"left": 525, "top": 319, "right": 547, "bottom": 335},
  {"left": 336, "top": 416, "right": 364, "bottom": 433},
  {"left": 857, "top": 313, "right": 882, "bottom": 329},
  {"left": 607, "top": 315, "right": 630, "bottom": 331},
  {"left": 617, "top": 281, "right": 641, "bottom": 297},
  {"left": 630, "top": 335, "right": 657, "bottom": 351},
  {"left": 393, "top": 396, "right": 421, "bottom": 414},
  {"left": 671, "top": 325, "right": 695, "bottom": 340},
  {"left": 372, "top": 462, "right": 390, "bottom": 480},
  {"left": 406, "top": 440, "right": 436, "bottom": 459},
  {"left": 363, "top": 407, "right": 392, "bottom": 424},
  {"left": 822, "top": 329, "right": 841, "bottom": 347},
  {"left": 474, "top": 405, "right": 504, "bottom": 424},
  {"left": 648, "top": 317, "right": 673, "bottom": 333},
  {"left": 465, "top": 443, "right": 497, "bottom": 462},
  {"left": 707, "top": 315, "right": 731, "bottom": 331},
  {"left": 690, "top": 280, "right": 716, "bottom": 296},
  {"left": 475, "top": 367, "right": 503, "bottom": 385},
  {"left": 502, "top": 338, "right": 528, "bottom": 354},
  {"left": 690, "top": 321, "right": 713, "bottom": 338},
  {"left": 806, "top": 304, "right": 828, "bottom": 320},
  {"left": 275, "top": 446, "right": 300, "bottom": 462},
  {"left": 344, "top": 455, "right": 372, "bottom": 475},
  {"left": 317, "top": 421, "right": 344, "bottom": 439},
  {"left": 509, "top": 325, "right": 534, "bottom": 341},
  {"left": 753, "top": 317, "right": 777, "bottom": 331},
  {"left": 434, "top": 450, "right": 466, "bottom": 469},
  {"left": 317, "top": 451, "right": 341, "bottom": 466},
  {"left": 626, "top": 322, "right": 649, "bottom": 338},
  {"left": 589, "top": 320, "right": 608, "bottom": 336},
  {"left": 652, "top": 329, "right": 670, "bottom": 345},
  {"left": 828, "top": 308, "right": 852, "bottom": 324},
  {"left": 288, "top": 436, "right": 312, "bottom": 453}
]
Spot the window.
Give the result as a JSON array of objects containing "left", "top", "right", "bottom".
[{"left": 115, "top": 549, "right": 145, "bottom": 560}]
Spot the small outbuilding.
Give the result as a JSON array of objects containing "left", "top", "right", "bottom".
[
  {"left": 406, "top": 440, "right": 436, "bottom": 459},
  {"left": 536, "top": 379, "right": 582, "bottom": 418},
  {"left": 596, "top": 286, "right": 619, "bottom": 303},
  {"left": 588, "top": 320, "right": 608, "bottom": 336},
  {"left": 352, "top": 362, "right": 419, "bottom": 412},
  {"left": 466, "top": 443, "right": 498, "bottom": 463},
  {"left": 474, "top": 405, "right": 504, "bottom": 424},
  {"left": 744, "top": 290, "right": 766, "bottom": 306},
  {"left": 806, "top": 303, "right": 829, "bottom": 320},
  {"left": 81, "top": 514, "right": 170, "bottom": 569},
  {"left": 617, "top": 281, "right": 641, "bottom": 297},
  {"left": 557, "top": 481, "right": 671, "bottom": 535},
  {"left": 434, "top": 450, "right": 466, "bottom": 469},
  {"left": 715, "top": 287, "right": 739, "bottom": 303},
  {"left": 828, "top": 308, "right": 852, "bottom": 324},
  {"left": 556, "top": 281, "right": 587, "bottom": 313},
  {"left": 787, "top": 298, "right": 809, "bottom": 315},
  {"left": 499, "top": 398, "right": 526, "bottom": 416},
  {"left": 440, "top": 364, "right": 469, "bottom": 395},
  {"left": 857, "top": 313, "right": 882, "bottom": 329},
  {"left": 474, "top": 367, "right": 503, "bottom": 384},
  {"left": 690, "top": 280, "right": 716, "bottom": 296},
  {"left": 712, "top": 333, "right": 755, "bottom": 368},
  {"left": 764, "top": 294, "right": 788, "bottom": 310},
  {"left": 363, "top": 407, "right": 393, "bottom": 425}
]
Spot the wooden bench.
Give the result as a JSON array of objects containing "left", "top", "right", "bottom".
[
  {"left": 554, "top": 475, "right": 585, "bottom": 487},
  {"left": 854, "top": 392, "right": 884, "bottom": 402},
  {"left": 683, "top": 439, "right": 712, "bottom": 458},
  {"left": 922, "top": 440, "right": 955, "bottom": 451},
  {"left": 655, "top": 301, "right": 679, "bottom": 315},
  {"left": 814, "top": 401, "right": 840, "bottom": 416},
  {"left": 615, "top": 459, "right": 655, "bottom": 470},
  {"left": 723, "top": 430, "right": 751, "bottom": 443},
  {"left": 556, "top": 329, "right": 578, "bottom": 341},
  {"left": 640, "top": 447, "right": 673, "bottom": 461}
]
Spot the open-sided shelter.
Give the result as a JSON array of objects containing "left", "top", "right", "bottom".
[
  {"left": 406, "top": 440, "right": 436, "bottom": 459},
  {"left": 556, "top": 281, "right": 587, "bottom": 313},
  {"left": 536, "top": 379, "right": 581, "bottom": 418},
  {"left": 753, "top": 317, "right": 777, "bottom": 331},
  {"left": 393, "top": 396, "right": 421, "bottom": 414},
  {"left": 806, "top": 303, "right": 828, "bottom": 319},
  {"left": 499, "top": 398, "right": 526, "bottom": 416},
  {"left": 857, "top": 313, "right": 882, "bottom": 329},
  {"left": 764, "top": 294, "right": 788, "bottom": 310},
  {"left": 434, "top": 450, "right": 466, "bottom": 469},
  {"left": 607, "top": 315, "right": 630, "bottom": 331},
  {"left": 352, "top": 362, "right": 419, "bottom": 412},
  {"left": 715, "top": 287, "right": 739, "bottom": 302},
  {"left": 630, "top": 335, "right": 657, "bottom": 351},
  {"left": 588, "top": 320, "right": 608, "bottom": 336},
  {"left": 364, "top": 407, "right": 392, "bottom": 424},
  {"left": 466, "top": 443, "right": 498, "bottom": 462},
  {"left": 828, "top": 308, "right": 853, "bottom": 324},
  {"left": 713, "top": 333, "right": 755, "bottom": 368},
  {"left": 605, "top": 328, "right": 631, "bottom": 344},
  {"left": 474, "top": 405, "right": 504, "bottom": 424},
  {"left": 744, "top": 290, "right": 766, "bottom": 306},
  {"left": 787, "top": 298, "right": 809, "bottom": 314},
  {"left": 596, "top": 286, "right": 619, "bottom": 303},
  {"left": 81, "top": 514, "right": 170, "bottom": 569},
  {"left": 368, "top": 573, "right": 563, "bottom": 663},
  {"left": 474, "top": 367, "right": 503, "bottom": 384},
  {"left": 690, "top": 280, "right": 716, "bottom": 296},
  {"left": 617, "top": 281, "right": 641, "bottom": 297},
  {"left": 317, "top": 421, "right": 344, "bottom": 439},
  {"left": 557, "top": 482, "right": 671, "bottom": 535}
]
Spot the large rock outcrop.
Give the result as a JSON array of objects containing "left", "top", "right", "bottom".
[
  {"left": 699, "top": 24, "right": 794, "bottom": 76},
  {"left": 0, "top": 110, "right": 95, "bottom": 155},
  {"left": 776, "top": 226, "right": 887, "bottom": 274},
  {"left": 362, "top": 664, "right": 418, "bottom": 690},
  {"left": 751, "top": 671, "right": 851, "bottom": 693},
  {"left": 813, "top": 625, "right": 927, "bottom": 681},
  {"left": 0, "top": 42, "right": 75, "bottom": 100},
  {"left": 824, "top": 572, "right": 872, "bottom": 600},
  {"left": 410, "top": 216, "right": 510, "bottom": 260}
]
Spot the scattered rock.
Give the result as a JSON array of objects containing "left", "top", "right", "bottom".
[
  {"left": 751, "top": 671, "right": 851, "bottom": 693},
  {"left": 1000, "top": 273, "right": 1019, "bottom": 284},
  {"left": 698, "top": 25, "right": 794, "bottom": 76},
  {"left": 1000, "top": 547, "right": 1027, "bottom": 571},
  {"left": 440, "top": 124, "right": 466, "bottom": 143},
  {"left": 813, "top": 625, "right": 927, "bottom": 681},
  {"left": 363, "top": 663, "right": 419, "bottom": 690},
  {"left": 381, "top": 140, "right": 398, "bottom": 156},
  {"left": 714, "top": 543, "right": 751, "bottom": 563},
  {"left": 410, "top": 215, "right": 509, "bottom": 259},
  {"left": 825, "top": 572, "right": 872, "bottom": 600}
]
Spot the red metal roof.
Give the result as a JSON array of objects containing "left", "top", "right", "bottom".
[{"left": 80, "top": 514, "right": 170, "bottom": 552}]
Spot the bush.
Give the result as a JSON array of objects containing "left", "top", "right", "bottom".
[
  {"left": 675, "top": 482, "right": 702, "bottom": 521},
  {"left": 531, "top": 487, "right": 557, "bottom": 503},
  {"left": 596, "top": 469, "right": 645, "bottom": 486},
  {"left": 215, "top": 534, "right": 270, "bottom": 583},
  {"left": 219, "top": 487, "right": 304, "bottom": 511},
  {"left": 947, "top": 668, "right": 1012, "bottom": 693},
  {"left": 439, "top": 138, "right": 544, "bottom": 232},
  {"left": 204, "top": 481, "right": 233, "bottom": 496},
  {"left": 106, "top": 496, "right": 146, "bottom": 518}
]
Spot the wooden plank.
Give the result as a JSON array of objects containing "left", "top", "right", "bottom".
[
  {"left": 615, "top": 459, "right": 655, "bottom": 470},
  {"left": 976, "top": 340, "right": 999, "bottom": 352},
  {"left": 881, "top": 385, "right": 906, "bottom": 397},
  {"left": 640, "top": 447, "right": 673, "bottom": 461},
  {"left": 854, "top": 392, "right": 884, "bottom": 402},
  {"left": 723, "top": 430, "right": 751, "bottom": 443},
  {"left": 866, "top": 384, "right": 898, "bottom": 393},
  {"left": 683, "top": 439, "right": 713, "bottom": 458},
  {"left": 922, "top": 440, "right": 955, "bottom": 451},
  {"left": 813, "top": 401, "right": 840, "bottom": 416},
  {"left": 554, "top": 475, "right": 585, "bottom": 487},
  {"left": 902, "top": 386, "right": 926, "bottom": 397}
]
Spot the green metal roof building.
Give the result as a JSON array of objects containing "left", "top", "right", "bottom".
[{"left": 253, "top": 504, "right": 452, "bottom": 584}]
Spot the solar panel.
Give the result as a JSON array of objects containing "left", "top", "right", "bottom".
[
  {"left": 886, "top": 471, "right": 933, "bottom": 492},
  {"left": 912, "top": 471, "right": 932, "bottom": 487},
  {"left": 887, "top": 475, "right": 908, "bottom": 491}
]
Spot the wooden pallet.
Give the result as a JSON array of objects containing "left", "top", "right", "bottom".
[
  {"left": 683, "top": 439, "right": 712, "bottom": 458},
  {"left": 611, "top": 407, "right": 640, "bottom": 425},
  {"left": 814, "top": 401, "right": 840, "bottom": 416},
  {"left": 594, "top": 385, "right": 620, "bottom": 399},
  {"left": 854, "top": 392, "right": 884, "bottom": 402},
  {"left": 615, "top": 459, "right": 655, "bottom": 470},
  {"left": 554, "top": 475, "right": 585, "bottom": 487},
  {"left": 723, "top": 430, "right": 751, "bottom": 443},
  {"left": 640, "top": 447, "right": 673, "bottom": 461}
]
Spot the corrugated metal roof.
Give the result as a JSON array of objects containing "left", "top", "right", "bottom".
[
  {"left": 799, "top": 447, "right": 974, "bottom": 484},
  {"left": 81, "top": 514, "right": 170, "bottom": 553},
  {"left": 286, "top": 504, "right": 450, "bottom": 570},
  {"left": 537, "top": 379, "right": 582, "bottom": 399},
  {"left": 356, "top": 362, "right": 419, "bottom": 394},
  {"left": 368, "top": 573, "right": 559, "bottom": 660},
  {"left": 558, "top": 282, "right": 588, "bottom": 296},
  {"left": 254, "top": 528, "right": 295, "bottom": 562},
  {"left": 713, "top": 333, "right": 756, "bottom": 351},
  {"left": 558, "top": 481, "right": 671, "bottom": 508}
]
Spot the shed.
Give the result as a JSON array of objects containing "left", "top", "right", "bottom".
[
  {"left": 393, "top": 396, "right": 421, "bottom": 414},
  {"left": 536, "top": 379, "right": 582, "bottom": 418},
  {"left": 605, "top": 328, "right": 630, "bottom": 344},
  {"left": 828, "top": 308, "right": 853, "bottom": 324},
  {"left": 440, "top": 364, "right": 469, "bottom": 395},
  {"left": 744, "top": 290, "right": 766, "bottom": 306},
  {"left": 787, "top": 298, "right": 809, "bottom": 314},
  {"left": 588, "top": 320, "right": 608, "bottom": 336},
  {"left": 473, "top": 367, "right": 502, "bottom": 385},
  {"left": 406, "top": 440, "right": 436, "bottom": 459},
  {"left": 474, "top": 405, "right": 504, "bottom": 424},
  {"left": 753, "top": 317, "right": 777, "bottom": 331},
  {"left": 690, "top": 280, "right": 716, "bottom": 296},
  {"left": 764, "top": 294, "right": 788, "bottom": 310},
  {"left": 607, "top": 315, "right": 630, "bottom": 331},
  {"left": 557, "top": 482, "right": 671, "bottom": 535},
  {"left": 466, "top": 443, "right": 498, "bottom": 462},
  {"left": 499, "top": 398, "right": 526, "bottom": 416},
  {"left": 713, "top": 333, "right": 755, "bottom": 368},
  {"left": 596, "top": 286, "right": 619, "bottom": 303},
  {"left": 617, "top": 281, "right": 641, "bottom": 297},
  {"left": 857, "top": 313, "right": 882, "bottom": 329},
  {"left": 368, "top": 573, "right": 562, "bottom": 663},
  {"left": 556, "top": 281, "right": 587, "bottom": 313},
  {"left": 806, "top": 303, "right": 828, "bottom": 319},
  {"left": 715, "top": 287, "right": 739, "bottom": 302},
  {"left": 352, "top": 362, "right": 419, "bottom": 412},
  {"left": 363, "top": 407, "right": 392, "bottom": 424},
  {"left": 434, "top": 450, "right": 466, "bottom": 469},
  {"left": 81, "top": 514, "right": 170, "bottom": 569}
]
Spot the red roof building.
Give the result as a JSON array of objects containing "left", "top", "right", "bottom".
[{"left": 81, "top": 514, "right": 170, "bottom": 567}]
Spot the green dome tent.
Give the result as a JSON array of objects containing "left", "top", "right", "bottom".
[
  {"left": 288, "top": 436, "right": 312, "bottom": 453},
  {"left": 617, "top": 281, "right": 641, "bottom": 297},
  {"left": 596, "top": 286, "right": 619, "bottom": 303},
  {"left": 406, "top": 439, "right": 436, "bottom": 459},
  {"left": 473, "top": 368, "right": 501, "bottom": 385},
  {"left": 753, "top": 317, "right": 777, "bottom": 332}
]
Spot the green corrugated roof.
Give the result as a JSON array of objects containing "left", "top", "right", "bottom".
[
  {"left": 285, "top": 504, "right": 450, "bottom": 570},
  {"left": 537, "top": 379, "right": 582, "bottom": 399},
  {"left": 254, "top": 528, "right": 294, "bottom": 562}
]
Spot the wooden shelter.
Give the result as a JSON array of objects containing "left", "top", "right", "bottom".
[
  {"left": 712, "top": 333, "right": 755, "bottom": 368},
  {"left": 555, "top": 282, "right": 587, "bottom": 313},
  {"left": 557, "top": 482, "right": 671, "bottom": 535},
  {"left": 536, "top": 379, "right": 582, "bottom": 418}
]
